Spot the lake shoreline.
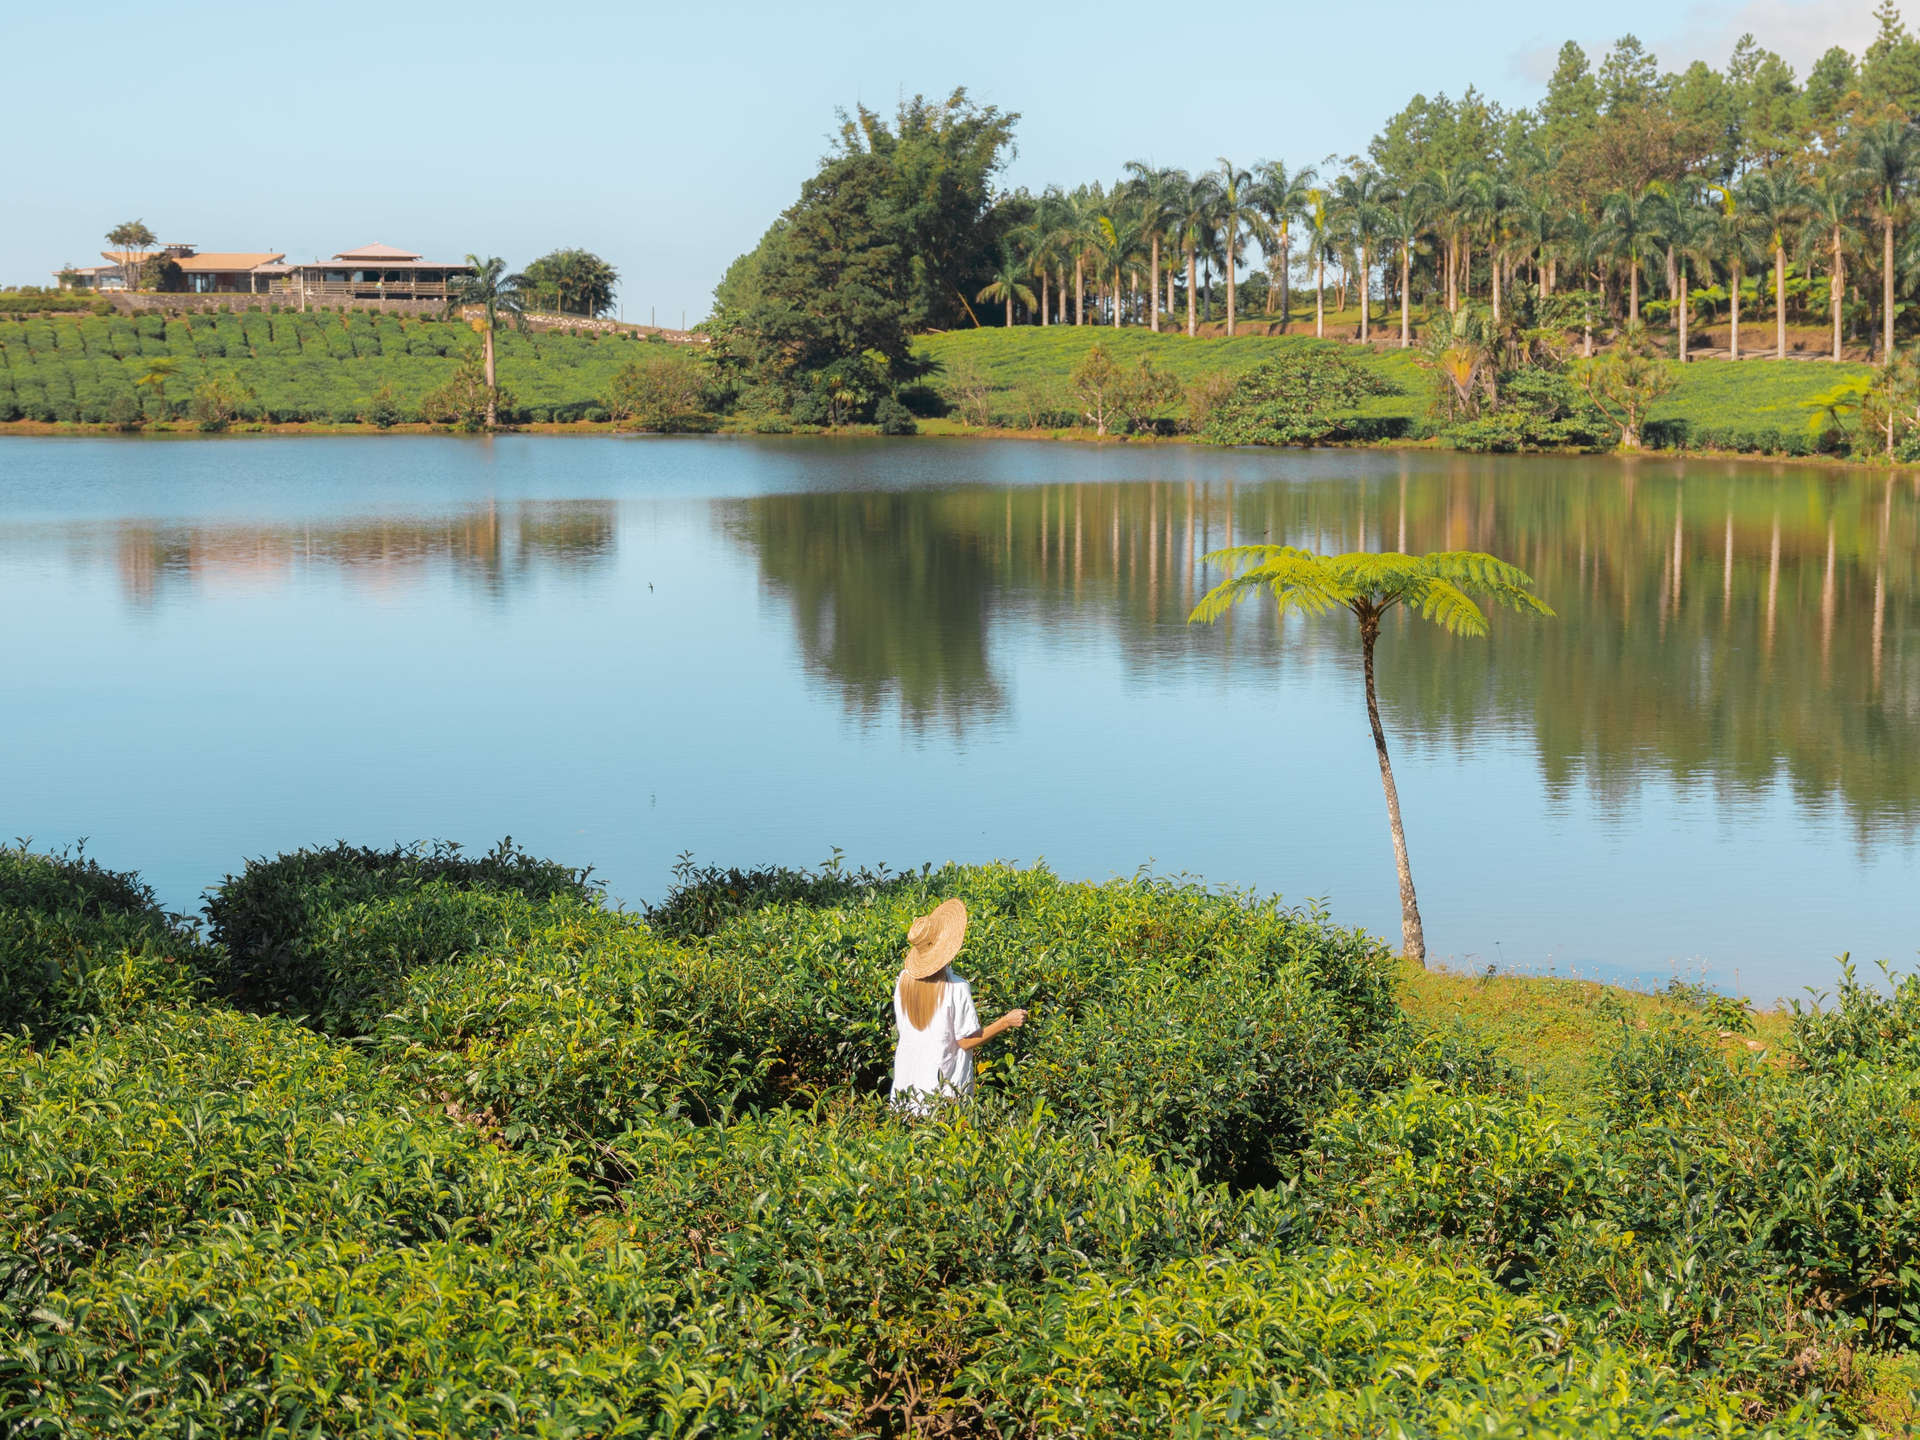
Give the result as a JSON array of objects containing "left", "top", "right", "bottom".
[{"left": 0, "top": 417, "right": 1889, "bottom": 471}]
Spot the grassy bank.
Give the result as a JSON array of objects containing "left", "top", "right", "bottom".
[
  {"left": 917, "top": 327, "right": 1877, "bottom": 455},
  {"left": 4, "top": 838, "right": 1918, "bottom": 1434}
]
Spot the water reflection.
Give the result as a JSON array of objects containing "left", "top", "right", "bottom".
[
  {"left": 29, "top": 501, "right": 618, "bottom": 607},
  {"left": 724, "top": 461, "right": 1919, "bottom": 837}
]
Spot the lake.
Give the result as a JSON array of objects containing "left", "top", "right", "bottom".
[{"left": 3, "top": 434, "right": 1916, "bottom": 999}]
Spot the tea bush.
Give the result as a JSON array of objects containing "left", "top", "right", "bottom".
[
  {"left": 953, "top": 1245, "right": 1841, "bottom": 1437},
  {"left": 199, "top": 838, "right": 595, "bottom": 1027},
  {"left": 7, "top": 839, "right": 1918, "bottom": 1432},
  {"left": 0, "top": 843, "right": 203, "bottom": 1042}
]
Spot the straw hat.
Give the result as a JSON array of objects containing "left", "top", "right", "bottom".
[{"left": 902, "top": 898, "right": 968, "bottom": 980}]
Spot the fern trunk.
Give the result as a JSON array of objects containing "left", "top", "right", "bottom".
[
  {"left": 1361, "top": 609, "right": 1426, "bottom": 967},
  {"left": 483, "top": 325, "right": 497, "bottom": 430}
]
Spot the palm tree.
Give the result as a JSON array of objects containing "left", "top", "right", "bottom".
[
  {"left": 448, "top": 255, "right": 530, "bottom": 430},
  {"left": 1474, "top": 176, "right": 1526, "bottom": 325},
  {"left": 1413, "top": 165, "right": 1483, "bottom": 312},
  {"left": 1514, "top": 191, "right": 1561, "bottom": 296},
  {"left": 1304, "top": 189, "right": 1336, "bottom": 339},
  {"left": 1797, "top": 175, "right": 1864, "bottom": 362},
  {"left": 1176, "top": 175, "right": 1220, "bottom": 338},
  {"left": 1655, "top": 187, "right": 1717, "bottom": 363},
  {"left": 1089, "top": 207, "right": 1141, "bottom": 328},
  {"left": 1854, "top": 118, "right": 1917, "bottom": 358},
  {"left": 1380, "top": 194, "right": 1429, "bottom": 349},
  {"left": 1254, "top": 160, "right": 1316, "bottom": 324},
  {"left": 1189, "top": 548, "right": 1554, "bottom": 968},
  {"left": 1740, "top": 167, "right": 1813, "bottom": 360},
  {"left": 1067, "top": 187, "right": 1105, "bottom": 327},
  {"left": 1333, "top": 170, "right": 1389, "bottom": 344},
  {"left": 1124, "top": 162, "right": 1180, "bottom": 333},
  {"left": 977, "top": 244, "right": 1037, "bottom": 327},
  {"left": 1597, "top": 185, "right": 1662, "bottom": 326},
  {"left": 1707, "top": 184, "right": 1760, "bottom": 361},
  {"left": 1213, "top": 158, "right": 1257, "bottom": 336}
]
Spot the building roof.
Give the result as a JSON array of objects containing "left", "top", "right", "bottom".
[
  {"left": 296, "top": 258, "right": 472, "bottom": 272},
  {"left": 175, "top": 252, "right": 286, "bottom": 272},
  {"left": 333, "top": 242, "right": 422, "bottom": 261}
]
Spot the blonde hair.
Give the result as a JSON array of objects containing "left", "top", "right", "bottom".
[{"left": 899, "top": 966, "right": 949, "bottom": 1031}]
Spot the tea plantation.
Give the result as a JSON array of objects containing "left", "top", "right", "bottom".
[
  {"left": 4, "top": 839, "right": 1918, "bottom": 1435},
  {"left": 0, "top": 310, "right": 688, "bottom": 426}
]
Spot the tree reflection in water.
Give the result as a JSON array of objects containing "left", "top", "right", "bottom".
[
  {"left": 74, "top": 501, "right": 619, "bottom": 606},
  {"left": 725, "top": 459, "right": 1918, "bottom": 837}
]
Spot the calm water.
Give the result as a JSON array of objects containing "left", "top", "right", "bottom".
[{"left": 4, "top": 435, "right": 1917, "bottom": 998}]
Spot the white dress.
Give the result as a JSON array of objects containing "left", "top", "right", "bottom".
[{"left": 889, "top": 974, "right": 981, "bottom": 1115}]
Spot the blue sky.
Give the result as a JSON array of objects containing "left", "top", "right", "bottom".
[{"left": 5, "top": 0, "right": 1874, "bottom": 321}]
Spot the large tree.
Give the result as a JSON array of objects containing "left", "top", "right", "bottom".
[
  {"left": 520, "top": 249, "right": 619, "bottom": 317},
  {"left": 105, "top": 220, "right": 156, "bottom": 291}
]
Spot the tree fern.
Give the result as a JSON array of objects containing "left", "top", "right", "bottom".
[{"left": 1188, "top": 547, "right": 1553, "bottom": 966}]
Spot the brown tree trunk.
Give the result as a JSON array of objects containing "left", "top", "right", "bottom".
[
  {"left": 1832, "top": 230, "right": 1844, "bottom": 361},
  {"left": 1360, "top": 608, "right": 1425, "bottom": 967},
  {"left": 1678, "top": 260, "right": 1689, "bottom": 362},
  {"left": 1775, "top": 243, "right": 1786, "bottom": 360},
  {"left": 1225, "top": 218, "right": 1237, "bottom": 337},
  {"left": 1281, "top": 233, "right": 1292, "bottom": 325},
  {"left": 1149, "top": 235, "right": 1160, "bottom": 333},
  {"left": 1730, "top": 260, "right": 1741, "bottom": 360},
  {"left": 1075, "top": 257, "right": 1085, "bottom": 326},
  {"left": 1186, "top": 246, "right": 1196, "bottom": 337},
  {"left": 1628, "top": 261, "right": 1639, "bottom": 325},
  {"left": 1400, "top": 246, "right": 1410, "bottom": 348},
  {"left": 483, "top": 324, "right": 497, "bottom": 429},
  {"left": 1359, "top": 242, "right": 1370, "bottom": 344},
  {"left": 1886, "top": 214, "right": 1897, "bottom": 360},
  {"left": 1316, "top": 252, "right": 1325, "bottom": 338}
]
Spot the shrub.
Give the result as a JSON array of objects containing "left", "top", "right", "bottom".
[
  {"left": 199, "top": 839, "right": 595, "bottom": 1025},
  {"left": 1203, "top": 346, "right": 1398, "bottom": 445},
  {"left": 953, "top": 1246, "right": 1837, "bottom": 1437},
  {"left": 1306, "top": 1078, "right": 1589, "bottom": 1277},
  {"left": 0, "top": 842, "right": 202, "bottom": 1042},
  {"left": 874, "top": 394, "right": 917, "bottom": 434}
]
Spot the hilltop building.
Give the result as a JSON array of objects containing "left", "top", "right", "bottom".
[{"left": 56, "top": 242, "right": 475, "bottom": 307}]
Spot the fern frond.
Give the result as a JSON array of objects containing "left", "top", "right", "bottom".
[{"left": 1413, "top": 578, "right": 1489, "bottom": 636}]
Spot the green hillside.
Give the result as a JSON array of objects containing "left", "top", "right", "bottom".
[
  {"left": 0, "top": 308, "right": 688, "bottom": 425},
  {"left": 916, "top": 327, "right": 1875, "bottom": 453}
]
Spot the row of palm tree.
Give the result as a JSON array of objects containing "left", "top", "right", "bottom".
[{"left": 982, "top": 118, "right": 1920, "bottom": 362}]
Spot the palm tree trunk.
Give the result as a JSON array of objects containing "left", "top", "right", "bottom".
[
  {"left": 1886, "top": 214, "right": 1897, "bottom": 360},
  {"left": 1678, "top": 260, "right": 1689, "bottom": 362},
  {"left": 1112, "top": 267, "right": 1121, "bottom": 329},
  {"left": 1186, "top": 246, "right": 1197, "bottom": 338},
  {"left": 1400, "top": 246, "right": 1410, "bottom": 348},
  {"left": 1225, "top": 220, "right": 1237, "bottom": 337},
  {"left": 1833, "top": 231, "right": 1844, "bottom": 361},
  {"left": 1360, "top": 609, "right": 1425, "bottom": 967},
  {"left": 1491, "top": 252, "right": 1501, "bottom": 324},
  {"left": 1005, "top": 293, "right": 1013, "bottom": 328},
  {"left": 483, "top": 324, "right": 497, "bottom": 429},
  {"left": 1075, "top": 258, "right": 1085, "bottom": 327},
  {"left": 1359, "top": 242, "right": 1370, "bottom": 344},
  {"left": 1628, "top": 262, "right": 1639, "bottom": 326},
  {"left": 1316, "top": 253, "right": 1325, "bottom": 338},
  {"left": 1040, "top": 271, "right": 1049, "bottom": 326},
  {"left": 1730, "top": 260, "right": 1741, "bottom": 360},
  {"left": 1149, "top": 235, "right": 1160, "bottom": 333},
  {"left": 1775, "top": 243, "right": 1786, "bottom": 360},
  {"left": 1280, "top": 234, "right": 1292, "bottom": 325}
]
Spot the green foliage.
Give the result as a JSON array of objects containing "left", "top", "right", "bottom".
[
  {"left": 0, "top": 842, "right": 203, "bottom": 1043},
  {"left": 604, "top": 353, "right": 713, "bottom": 431},
  {"left": 1202, "top": 345, "right": 1400, "bottom": 445},
  {"left": 1190, "top": 548, "right": 1554, "bottom": 636},
  {"left": 199, "top": 839, "right": 595, "bottom": 1029},
  {"left": 11, "top": 838, "right": 1920, "bottom": 1431},
  {"left": 518, "top": 248, "right": 619, "bottom": 318},
  {"left": 420, "top": 351, "right": 500, "bottom": 430}
]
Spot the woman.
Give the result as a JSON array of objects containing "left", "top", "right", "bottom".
[{"left": 890, "top": 898, "right": 1026, "bottom": 1114}]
